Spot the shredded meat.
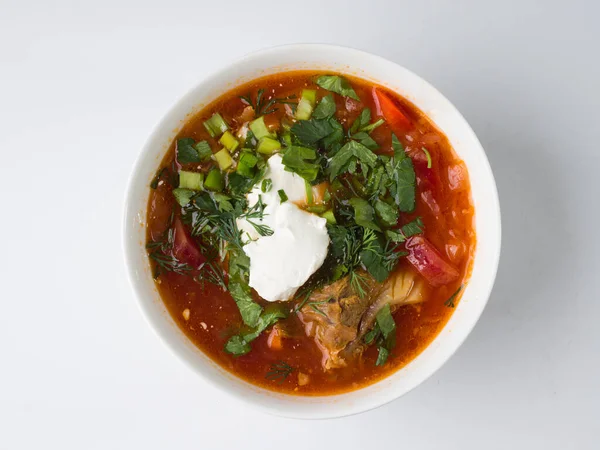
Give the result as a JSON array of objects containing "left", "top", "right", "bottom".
[{"left": 300, "top": 270, "right": 425, "bottom": 370}]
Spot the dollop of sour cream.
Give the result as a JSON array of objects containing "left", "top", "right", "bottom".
[{"left": 236, "top": 155, "right": 329, "bottom": 302}]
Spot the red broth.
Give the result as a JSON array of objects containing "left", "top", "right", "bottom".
[{"left": 146, "top": 72, "right": 475, "bottom": 395}]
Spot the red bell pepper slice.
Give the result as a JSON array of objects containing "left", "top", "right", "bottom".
[{"left": 373, "top": 87, "right": 413, "bottom": 132}]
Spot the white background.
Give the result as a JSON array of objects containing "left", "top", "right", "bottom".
[{"left": 1, "top": 0, "right": 598, "bottom": 448}]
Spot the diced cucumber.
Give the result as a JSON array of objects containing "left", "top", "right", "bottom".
[
  {"left": 214, "top": 148, "right": 233, "bottom": 170},
  {"left": 204, "top": 168, "right": 224, "bottom": 191},
  {"left": 321, "top": 209, "right": 336, "bottom": 224},
  {"left": 203, "top": 113, "right": 229, "bottom": 137},
  {"left": 172, "top": 188, "right": 195, "bottom": 206},
  {"left": 179, "top": 170, "right": 204, "bottom": 190},
  {"left": 219, "top": 131, "right": 239, "bottom": 152},
  {"left": 257, "top": 137, "right": 281, "bottom": 155},
  {"left": 249, "top": 116, "right": 273, "bottom": 140},
  {"left": 295, "top": 89, "right": 317, "bottom": 120}
]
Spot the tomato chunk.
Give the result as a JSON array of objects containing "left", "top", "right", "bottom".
[
  {"left": 372, "top": 87, "right": 413, "bottom": 132},
  {"left": 172, "top": 218, "right": 205, "bottom": 268},
  {"left": 405, "top": 236, "right": 459, "bottom": 287}
]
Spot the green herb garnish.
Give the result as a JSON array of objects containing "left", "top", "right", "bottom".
[
  {"left": 328, "top": 140, "right": 378, "bottom": 181},
  {"left": 176, "top": 138, "right": 202, "bottom": 164},
  {"left": 261, "top": 178, "right": 272, "bottom": 193},
  {"left": 278, "top": 189, "right": 288, "bottom": 203},
  {"left": 281, "top": 146, "right": 321, "bottom": 182},
  {"left": 312, "top": 94, "right": 336, "bottom": 120},
  {"left": 291, "top": 118, "right": 334, "bottom": 145},
  {"left": 265, "top": 361, "right": 295, "bottom": 383},
  {"left": 422, "top": 147, "right": 432, "bottom": 168},
  {"left": 315, "top": 75, "right": 360, "bottom": 101},
  {"left": 444, "top": 285, "right": 463, "bottom": 308}
]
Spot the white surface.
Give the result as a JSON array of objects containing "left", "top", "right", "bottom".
[{"left": 1, "top": 0, "right": 598, "bottom": 448}]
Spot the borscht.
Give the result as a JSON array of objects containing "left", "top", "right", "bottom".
[{"left": 145, "top": 72, "right": 475, "bottom": 395}]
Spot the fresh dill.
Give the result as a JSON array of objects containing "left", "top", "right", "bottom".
[
  {"left": 265, "top": 361, "right": 295, "bottom": 384},
  {"left": 146, "top": 229, "right": 192, "bottom": 278},
  {"left": 195, "top": 261, "right": 227, "bottom": 291},
  {"left": 240, "top": 89, "right": 297, "bottom": 116},
  {"left": 444, "top": 285, "right": 463, "bottom": 308},
  {"left": 239, "top": 196, "right": 274, "bottom": 236},
  {"left": 307, "top": 300, "right": 329, "bottom": 318}
]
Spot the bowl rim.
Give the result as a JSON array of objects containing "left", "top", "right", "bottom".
[{"left": 123, "top": 43, "right": 501, "bottom": 419}]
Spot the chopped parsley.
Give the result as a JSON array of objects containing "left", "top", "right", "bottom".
[{"left": 315, "top": 75, "right": 360, "bottom": 101}]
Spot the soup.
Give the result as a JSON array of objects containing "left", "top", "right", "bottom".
[{"left": 146, "top": 72, "right": 475, "bottom": 395}]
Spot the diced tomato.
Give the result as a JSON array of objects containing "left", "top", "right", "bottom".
[
  {"left": 172, "top": 218, "right": 205, "bottom": 268},
  {"left": 405, "top": 236, "right": 459, "bottom": 287},
  {"left": 372, "top": 87, "right": 413, "bottom": 132}
]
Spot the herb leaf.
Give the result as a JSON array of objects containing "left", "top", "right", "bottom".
[
  {"left": 375, "top": 346, "right": 390, "bottom": 366},
  {"left": 227, "top": 249, "right": 262, "bottom": 328},
  {"left": 291, "top": 119, "right": 334, "bottom": 145},
  {"left": 328, "top": 140, "right": 378, "bottom": 180},
  {"left": 225, "top": 306, "right": 287, "bottom": 356},
  {"left": 177, "top": 138, "right": 201, "bottom": 164},
  {"left": 349, "top": 108, "right": 371, "bottom": 135},
  {"left": 265, "top": 361, "right": 295, "bottom": 383},
  {"left": 401, "top": 217, "right": 424, "bottom": 237},
  {"left": 444, "top": 285, "right": 463, "bottom": 308},
  {"left": 374, "top": 304, "right": 396, "bottom": 366},
  {"left": 349, "top": 198, "right": 381, "bottom": 231},
  {"left": 281, "top": 146, "right": 320, "bottom": 182},
  {"left": 315, "top": 75, "right": 360, "bottom": 101},
  {"left": 386, "top": 134, "right": 416, "bottom": 212},
  {"left": 322, "top": 118, "right": 344, "bottom": 154},
  {"left": 374, "top": 199, "right": 399, "bottom": 227},
  {"left": 172, "top": 188, "right": 195, "bottom": 207},
  {"left": 312, "top": 94, "right": 336, "bottom": 120},
  {"left": 194, "top": 140, "right": 213, "bottom": 161}
]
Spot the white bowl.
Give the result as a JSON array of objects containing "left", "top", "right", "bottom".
[{"left": 123, "top": 44, "right": 501, "bottom": 419}]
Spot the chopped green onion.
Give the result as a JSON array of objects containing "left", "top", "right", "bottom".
[
  {"left": 178, "top": 170, "right": 204, "bottom": 190},
  {"left": 219, "top": 131, "right": 239, "bottom": 152},
  {"left": 295, "top": 89, "right": 317, "bottom": 120},
  {"left": 306, "top": 204, "right": 328, "bottom": 214},
  {"left": 422, "top": 147, "right": 432, "bottom": 168},
  {"left": 214, "top": 148, "right": 233, "bottom": 170},
  {"left": 281, "top": 131, "right": 292, "bottom": 148},
  {"left": 305, "top": 180, "right": 313, "bottom": 204},
  {"left": 278, "top": 189, "right": 288, "bottom": 203},
  {"left": 239, "top": 151, "right": 258, "bottom": 168},
  {"left": 204, "top": 168, "right": 223, "bottom": 191},
  {"left": 194, "top": 140, "right": 213, "bottom": 161},
  {"left": 360, "top": 118, "right": 385, "bottom": 133},
  {"left": 249, "top": 116, "right": 273, "bottom": 140},
  {"left": 203, "top": 113, "right": 229, "bottom": 138},
  {"left": 236, "top": 151, "right": 258, "bottom": 177},
  {"left": 172, "top": 188, "right": 195, "bottom": 206},
  {"left": 261, "top": 179, "right": 272, "bottom": 193},
  {"left": 321, "top": 209, "right": 336, "bottom": 224},
  {"left": 236, "top": 161, "right": 254, "bottom": 178},
  {"left": 257, "top": 136, "right": 281, "bottom": 155}
]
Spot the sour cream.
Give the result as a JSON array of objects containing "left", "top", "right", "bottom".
[{"left": 236, "top": 155, "right": 329, "bottom": 302}]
